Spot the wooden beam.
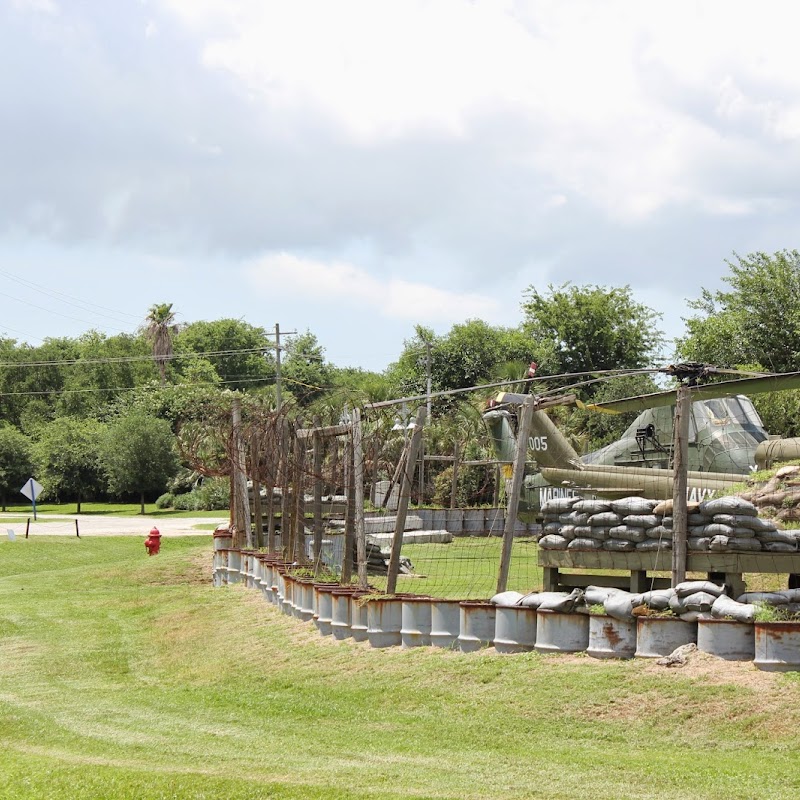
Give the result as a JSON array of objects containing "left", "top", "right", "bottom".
[
  {"left": 496, "top": 395, "right": 535, "bottom": 593},
  {"left": 386, "top": 407, "right": 427, "bottom": 594},
  {"left": 312, "top": 415, "right": 324, "bottom": 572},
  {"left": 353, "top": 408, "right": 368, "bottom": 589},
  {"left": 671, "top": 384, "right": 690, "bottom": 587}
]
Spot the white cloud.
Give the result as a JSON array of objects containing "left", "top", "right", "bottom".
[
  {"left": 246, "top": 252, "right": 500, "bottom": 323},
  {"left": 155, "top": 0, "right": 800, "bottom": 223}
]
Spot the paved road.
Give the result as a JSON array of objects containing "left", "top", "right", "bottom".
[{"left": 0, "top": 512, "right": 227, "bottom": 538}]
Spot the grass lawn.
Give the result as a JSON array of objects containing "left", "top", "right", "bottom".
[
  {"left": 2, "top": 537, "right": 800, "bottom": 799},
  {"left": 1, "top": 501, "right": 226, "bottom": 518}
]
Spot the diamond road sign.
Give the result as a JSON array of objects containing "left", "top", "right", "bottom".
[{"left": 20, "top": 478, "right": 43, "bottom": 502}]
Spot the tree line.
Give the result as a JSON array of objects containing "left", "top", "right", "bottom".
[{"left": 1, "top": 250, "right": 797, "bottom": 510}]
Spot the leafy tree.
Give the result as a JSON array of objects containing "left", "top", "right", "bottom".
[
  {"left": 34, "top": 418, "right": 107, "bottom": 512},
  {"left": 386, "top": 321, "right": 541, "bottom": 404},
  {"left": 102, "top": 412, "right": 180, "bottom": 513},
  {"left": 173, "top": 318, "right": 274, "bottom": 390},
  {"left": 58, "top": 331, "right": 155, "bottom": 418},
  {"left": 0, "top": 425, "right": 33, "bottom": 511},
  {"left": 521, "top": 283, "right": 664, "bottom": 381},
  {"left": 678, "top": 250, "right": 800, "bottom": 373},
  {"left": 142, "top": 303, "right": 180, "bottom": 385},
  {"left": 282, "top": 331, "right": 332, "bottom": 405},
  {"left": 0, "top": 337, "right": 79, "bottom": 427}
]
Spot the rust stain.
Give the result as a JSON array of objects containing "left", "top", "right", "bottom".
[{"left": 603, "top": 622, "right": 622, "bottom": 648}]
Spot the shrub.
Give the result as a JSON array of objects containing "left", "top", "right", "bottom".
[{"left": 155, "top": 492, "right": 174, "bottom": 509}]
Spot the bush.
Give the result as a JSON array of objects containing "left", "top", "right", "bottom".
[
  {"left": 155, "top": 492, "right": 174, "bottom": 509},
  {"left": 172, "top": 478, "right": 230, "bottom": 511}
]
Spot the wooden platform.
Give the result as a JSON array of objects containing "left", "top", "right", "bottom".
[{"left": 538, "top": 550, "right": 800, "bottom": 597}]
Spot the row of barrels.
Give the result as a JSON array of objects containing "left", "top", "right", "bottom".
[{"left": 212, "top": 539, "right": 798, "bottom": 669}]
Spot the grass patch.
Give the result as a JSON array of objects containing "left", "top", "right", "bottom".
[
  {"left": 2, "top": 538, "right": 800, "bottom": 799},
  {"left": 1, "top": 502, "right": 226, "bottom": 519}
]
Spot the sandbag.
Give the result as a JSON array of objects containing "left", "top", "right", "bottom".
[
  {"left": 588, "top": 511, "right": 623, "bottom": 527},
  {"left": 641, "top": 589, "right": 675, "bottom": 610},
  {"left": 777, "top": 589, "right": 800, "bottom": 603},
  {"left": 574, "top": 527, "right": 608, "bottom": 541},
  {"left": 708, "top": 535, "right": 731, "bottom": 552},
  {"left": 559, "top": 525, "right": 578, "bottom": 541},
  {"left": 645, "top": 525, "right": 672, "bottom": 542},
  {"left": 609, "top": 525, "right": 647, "bottom": 543},
  {"left": 645, "top": 525, "right": 673, "bottom": 540},
  {"left": 660, "top": 516, "right": 673, "bottom": 529},
  {"left": 675, "top": 580, "right": 725, "bottom": 598},
  {"left": 622, "top": 514, "right": 659, "bottom": 529},
  {"left": 689, "top": 513, "right": 710, "bottom": 525},
  {"left": 604, "top": 591, "right": 645, "bottom": 620},
  {"left": 681, "top": 591, "right": 718, "bottom": 612},
  {"left": 610, "top": 497, "right": 658, "bottom": 515},
  {"left": 490, "top": 591, "right": 525, "bottom": 606},
  {"left": 542, "top": 497, "right": 579, "bottom": 514},
  {"left": 603, "top": 539, "right": 635, "bottom": 552},
  {"left": 711, "top": 594, "right": 756, "bottom": 623},
  {"left": 538, "top": 534, "right": 569, "bottom": 550},
  {"left": 573, "top": 500, "right": 612, "bottom": 514},
  {"left": 584, "top": 585, "right": 622, "bottom": 605},
  {"left": 700, "top": 497, "right": 758, "bottom": 516},
  {"left": 560, "top": 511, "right": 590, "bottom": 526},
  {"left": 740, "top": 516, "right": 779, "bottom": 533},
  {"left": 731, "top": 527, "right": 756, "bottom": 538},
  {"left": 636, "top": 540, "right": 671, "bottom": 551},
  {"left": 736, "top": 591, "right": 789, "bottom": 606},
  {"left": 703, "top": 523, "right": 735, "bottom": 536},
  {"left": 543, "top": 522, "right": 562, "bottom": 534},
  {"left": 568, "top": 538, "right": 603, "bottom": 551},
  {"left": 764, "top": 542, "right": 798, "bottom": 553},
  {"left": 669, "top": 594, "right": 689, "bottom": 614},
  {"left": 688, "top": 537, "right": 711, "bottom": 551},
  {"left": 730, "top": 538, "right": 762, "bottom": 552},
  {"left": 758, "top": 529, "right": 799, "bottom": 544},
  {"left": 537, "top": 588, "right": 584, "bottom": 613},
  {"left": 714, "top": 513, "right": 766, "bottom": 528}
]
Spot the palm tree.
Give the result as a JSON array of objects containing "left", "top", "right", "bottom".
[{"left": 142, "top": 303, "right": 179, "bottom": 385}]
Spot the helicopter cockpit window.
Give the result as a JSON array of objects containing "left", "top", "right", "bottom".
[{"left": 727, "top": 396, "right": 764, "bottom": 428}]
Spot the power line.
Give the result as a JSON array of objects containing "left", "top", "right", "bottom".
[
  {"left": 0, "top": 346, "right": 281, "bottom": 369},
  {"left": 0, "top": 267, "right": 142, "bottom": 324}
]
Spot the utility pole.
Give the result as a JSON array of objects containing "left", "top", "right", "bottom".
[{"left": 273, "top": 323, "right": 297, "bottom": 409}]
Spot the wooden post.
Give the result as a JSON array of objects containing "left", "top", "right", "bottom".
[
  {"left": 231, "top": 396, "right": 252, "bottom": 549},
  {"left": 386, "top": 407, "right": 426, "bottom": 594},
  {"left": 341, "top": 431, "right": 355, "bottom": 582},
  {"left": 450, "top": 441, "right": 460, "bottom": 510},
  {"left": 251, "top": 431, "right": 264, "bottom": 549},
  {"left": 672, "top": 384, "right": 691, "bottom": 587},
  {"left": 496, "top": 395, "right": 535, "bottom": 594},
  {"left": 312, "top": 415, "right": 324, "bottom": 572},
  {"left": 265, "top": 421, "right": 277, "bottom": 553},
  {"left": 353, "top": 408, "right": 368, "bottom": 589},
  {"left": 292, "top": 431, "right": 306, "bottom": 564},
  {"left": 75, "top": 519, "right": 80, "bottom": 538},
  {"left": 279, "top": 417, "right": 292, "bottom": 559}
]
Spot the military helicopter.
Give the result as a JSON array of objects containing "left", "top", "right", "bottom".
[{"left": 482, "top": 364, "right": 800, "bottom": 522}]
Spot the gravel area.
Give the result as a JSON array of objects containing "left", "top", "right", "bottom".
[{"left": 0, "top": 513, "right": 226, "bottom": 538}]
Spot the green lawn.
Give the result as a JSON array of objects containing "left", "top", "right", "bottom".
[
  {"left": 1, "top": 537, "right": 799, "bottom": 799},
  {"left": 1, "top": 501, "right": 226, "bottom": 518}
]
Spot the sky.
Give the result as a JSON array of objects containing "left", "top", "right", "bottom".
[{"left": 2, "top": 0, "right": 800, "bottom": 372}]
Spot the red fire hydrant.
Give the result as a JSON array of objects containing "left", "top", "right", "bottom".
[{"left": 144, "top": 526, "right": 161, "bottom": 556}]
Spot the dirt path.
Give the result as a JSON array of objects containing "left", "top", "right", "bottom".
[{"left": 0, "top": 512, "right": 226, "bottom": 538}]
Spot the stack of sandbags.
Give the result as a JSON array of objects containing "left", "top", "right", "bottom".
[{"left": 538, "top": 494, "right": 800, "bottom": 554}]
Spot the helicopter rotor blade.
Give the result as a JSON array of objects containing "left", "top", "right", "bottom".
[{"left": 584, "top": 371, "right": 800, "bottom": 414}]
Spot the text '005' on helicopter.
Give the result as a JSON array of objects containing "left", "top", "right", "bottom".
[{"left": 482, "top": 365, "right": 800, "bottom": 522}]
